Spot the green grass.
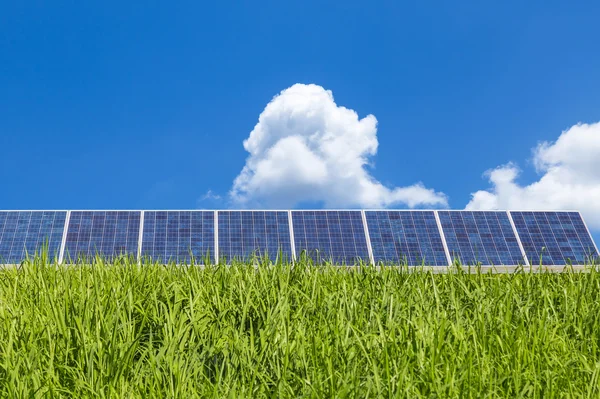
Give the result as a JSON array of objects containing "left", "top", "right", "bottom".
[{"left": 1, "top": 254, "right": 600, "bottom": 398}]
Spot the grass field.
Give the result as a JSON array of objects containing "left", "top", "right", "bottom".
[{"left": 1, "top": 254, "right": 600, "bottom": 398}]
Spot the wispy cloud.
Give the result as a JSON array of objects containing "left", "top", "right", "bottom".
[
  {"left": 197, "top": 189, "right": 223, "bottom": 208},
  {"left": 200, "top": 190, "right": 222, "bottom": 201}
]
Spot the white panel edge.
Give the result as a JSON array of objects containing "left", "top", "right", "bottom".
[
  {"left": 361, "top": 210, "right": 375, "bottom": 265},
  {"left": 214, "top": 211, "right": 219, "bottom": 264},
  {"left": 507, "top": 211, "right": 530, "bottom": 267},
  {"left": 288, "top": 210, "right": 296, "bottom": 262},
  {"left": 58, "top": 210, "right": 71, "bottom": 264},
  {"left": 434, "top": 211, "right": 452, "bottom": 266},
  {"left": 137, "top": 211, "right": 144, "bottom": 263}
]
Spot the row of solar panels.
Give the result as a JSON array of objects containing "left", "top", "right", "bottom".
[{"left": 0, "top": 210, "right": 598, "bottom": 266}]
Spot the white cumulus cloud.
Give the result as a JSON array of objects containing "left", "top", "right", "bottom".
[
  {"left": 230, "top": 84, "right": 448, "bottom": 209},
  {"left": 467, "top": 122, "right": 600, "bottom": 229}
]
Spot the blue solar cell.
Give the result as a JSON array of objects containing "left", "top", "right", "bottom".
[
  {"left": 292, "top": 211, "right": 369, "bottom": 264},
  {"left": 218, "top": 211, "right": 292, "bottom": 262},
  {"left": 366, "top": 211, "right": 448, "bottom": 266},
  {"left": 64, "top": 211, "right": 140, "bottom": 260},
  {"left": 0, "top": 211, "right": 66, "bottom": 264},
  {"left": 141, "top": 211, "right": 214, "bottom": 263},
  {"left": 511, "top": 211, "right": 599, "bottom": 265},
  {"left": 438, "top": 211, "right": 525, "bottom": 266}
]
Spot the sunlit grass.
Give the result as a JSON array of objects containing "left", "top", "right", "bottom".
[{"left": 1, "top": 253, "right": 599, "bottom": 397}]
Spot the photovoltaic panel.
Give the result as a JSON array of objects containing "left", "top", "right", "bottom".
[
  {"left": 141, "top": 211, "right": 214, "bottom": 263},
  {"left": 292, "top": 211, "right": 369, "bottom": 264},
  {"left": 0, "top": 211, "right": 66, "bottom": 264},
  {"left": 365, "top": 211, "right": 448, "bottom": 266},
  {"left": 218, "top": 211, "right": 292, "bottom": 262},
  {"left": 64, "top": 211, "right": 140, "bottom": 261},
  {"left": 511, "top": 211, "right": 599, "bottom": 265},
  {"left": 438, "top": 211, "right": 525, "bottom": 266}
]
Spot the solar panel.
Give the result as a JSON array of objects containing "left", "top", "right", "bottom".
[
  {"left": 510, "top": 211, "right": 599, "bottom": 265},
  {"left": 141, "top": 211, "right": 214, "bottom": 263},
  {"left": 64, "top": 211, "right": 140, "bottom": 261},
  {"left": 292, "top": 211, "right": 369, "bottom": 264},
  {"left": 365, "top": 211, "right": 448, "bottom": 266},
  {"left": 438, "top": 211, "right": 525, "bottom": 266},
  {"left": 0, "top": 211, "right": 66, "bottom": 264},
  {"left": 217, "top": 211, "right": 292, "bottom": 262},
  {"left": 2, "top": 208, "right": 596, "bottom": 267}
]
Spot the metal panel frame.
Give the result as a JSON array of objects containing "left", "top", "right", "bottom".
[
  {"left": 214, "top": 211, "right": 219, "bottom": 264},
  {"left": 506, "top": 211, "right": 530, "bottom": 267},
  {"left": 137, "top": 211, "right": 145, "bottom": 262},
  {"left": 434, "top": 211, "right": 452, "bottom": 266},
  {"left": 58, "top": 210, "right": 71, "bottom": 265},
  {"left": 361, "top": 210, "right": 375, "bottom": 265},
  {"left": 288, "top": 210, "right": 296, "bottom": 262}
]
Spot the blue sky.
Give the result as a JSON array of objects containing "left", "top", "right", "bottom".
[{"left": 1, "top": 1, "right": 600, "bottom": 242}]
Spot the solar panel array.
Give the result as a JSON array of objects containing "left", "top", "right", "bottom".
[
  {"left": 0, "top": 211, "right": 66, "bottom": 263},
  {"left": 511, "top": 211, "right": 598, "bottom": 266},
  {"left": 64, "top": 211, "right": 140, "bottom": 261},
  {"left": 142, "top": 211, "right": 214, "bottom": 264},
  {"left": 218, "top": 211, "right": 292, "bottom": 262},
  {"left": 366, "top": 211, "right": 448, "bottom": 265},
  {"left": 0, "top": 210, "right": 598, "bottom": 266},
  {"left": 292, "top": 211, "right": 370, "bottom": 264},
  {"left": 438, "top": 211, "right": 525, "bottom": 266}
]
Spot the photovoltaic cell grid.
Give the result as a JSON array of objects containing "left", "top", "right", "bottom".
[
  {"left": 141, "top": 211, "right": 214, "bottom": 263},
  {"left": 438, "top": 211, "right": 525, "bottom": 266},
  {"left": 218, "top": 211, "right": 292, "bottom": 261},
  {"left": 511, "top": 211, "right": 599, "bottom": 265},
  {"left": 292, "top": 211, "right": 369, "bottom": 264},
  {"left": 64, "top": 211, "right": 140, "bottom": 260},
  {"left": 0, "top": 211, "right": 66, "bottom": 264},
  {"left": 365, "top": 211, "right": 448, "bottom": 266},
  {"left": 2, "top": 209, "right": 598, "bottom": 266}
]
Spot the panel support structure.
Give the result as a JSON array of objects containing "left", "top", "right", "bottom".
[
  {"left": 288, "top": 210, "right": 296, "bottom": 262},
  {"left": 137, "top": 211, "right": 145, "bottom": 262},
  {"left": 361, "top": 210, "right": 375, "bottom": 265},
  {"left": 58, "top": 210, "right": 71, "bottom": 265},
  {"left": 434, "top": 211, "right": 452, "bottom": 266},
  {"left": 507, "top": 211, "right": 530, "bottom": 267},
  {"left": 214, "top": 211, "right": 219, "bottom": 264}
]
